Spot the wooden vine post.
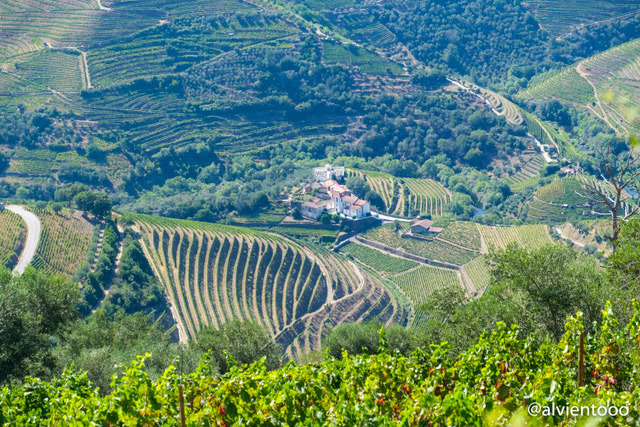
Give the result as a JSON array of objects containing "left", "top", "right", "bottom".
[
  {"left": 578, "top": 332, "right": 585, "bottom": 387},
  {"left": 179, "top": 384, "right": 186, "bottom": 427}
]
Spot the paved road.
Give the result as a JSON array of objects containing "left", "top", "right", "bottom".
[
  {"left": 373, "top": 212, "right": 412, "bottom": 222},
  {"left": 6, "top": 205, "right": 41, "bottom": 275}
]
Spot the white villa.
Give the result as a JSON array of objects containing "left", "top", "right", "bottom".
[
  {"left": 325, "top": 180, "right": 370, "bottom": 218},
  {"left": 300, "top": 176, "right": 370, "bottom": 220},
  {"left": 313, "top": 164, "right": 345, "bottom": 182}
]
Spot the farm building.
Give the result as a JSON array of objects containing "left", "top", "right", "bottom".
[
  {"left": 301, "top": 198, "right": 330, "bottom": 220},
  {"left": 410, "top": 218, "right": 443, "bottom": 234},
  {"left": 0, "top": 202, "right": 4, "bottom": 211},
  {"left": 314, "top": 164, "right": 345, "bottom": 182},
  {"left": 303, "top": 182, "right": 324, "bottom": 194}
]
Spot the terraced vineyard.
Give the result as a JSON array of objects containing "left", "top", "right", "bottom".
[
  {"left": 531, "top": 174, "right": 631, "bottom": 219},
  {"left": 477, "top": 86, "right": 523, "bottom": 125},
  {"left": 523, "top": 37, "right": 640, "bottom": 135},
  {"left": 305, "top": 0, "right": 355, "bottom": 10},
  {"left": 501, "top": 155, "right": 545, "bottom": 190},
  {"left": 362, "top": 223, "right": 478, "bottom": 265},
  {"left": 338, "top": 242, "right": 417, "bottom": 274},
  {"left": 347, "top": 170, "right": 452, "bottom": 217},
  {"left": 0, "top": 209, "right": 25, "bottom": 269},
  {"left": 437, "top": 221, "right": 482, "bottom": 251},
  {"left": 132, "top": 214, "right": 410, "bottom": 358},
  {"left": 348, "top": 169, "right": 396, "bottom": 212},
  {"left": 329, "top": 10, "right": 397, "bottom": 48},
  {"left": 573, "top": 174, "right": 632, "bottom": 213},
  {"left": 522, "top": 111, "right": 557, "bottom": 148},
  {"left": 476, "top": 224, "right": 553, "bottom": 251},
  {"left": 6, "top": 49, "right": 85, "bottom": 94},
  {"left": 322, "top": 41, "right": 403, "bottom": 74},
  {"left": 88, "top": 13, "right": 296, "bottom": 88},
  {"left": 524, "top": 67, "right": 594, "bottom": 105},
  {"left": 31, "top": 209, "right": 93, "bottom": 278},
  {"left": 389, "top": 265, "right": 462, "bottom": 326},
  {"left": 525, "top": 0, "right": 640, "bottom": 37},
  {"left": 0, "top": 7, "right": 156, "bottom": 51},
  {"left": 462, "top": 255, "right": 491, "bottom": 293},
  {"left": 527, "top": 199, "right": 571, "bottom": 221},
  {"left": 535, "top": 177, "right": 590, "bottom": 205},
  {"left": 536, "top": 179, "right": 564, "bottom": 203},
  {"left": 402, "top": 178, "right": 453, "bottom": 217}
]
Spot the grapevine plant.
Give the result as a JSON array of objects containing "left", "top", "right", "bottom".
[{"left": 3, "top": 302, "right": 640, "bottom": 425}]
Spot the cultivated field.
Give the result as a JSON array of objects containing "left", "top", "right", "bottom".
[
  {"left": 362, "top": 223, "right": 478, "bottom": 265},
  {"left": 525, "top": 0, "right": 640, "bottom": 37},
  {"left": 132, "top": 214, "right": 410, "bottom": 358},
  {"left": 476, "top": 224, "right": 554, "bottom": 251},
  {"left": 524, "top": 67, "right": 594, "bottom": 105},
  {"left": 462, "top": 255, "right": 491, "bottom": 292},
  {"left": 523, "top": 37, "right": 640, "bottom": 135},
  {"left": 536, "top": 176, "right": 600, "bottom": 206},
  {"left": 530, "top": 175, "right": 630, "bottom": 221},
  {"left": 389, "top": 265, "right": 462, "bottom": 326},
  {"left": 348, "top": 169, "right": 452, "bottom": 217},
  {"left": 30, "top": 208, "right": 93, "bottom": 278},
  {"left": 437, "top": 221, "right": 482, "bottom": 251},
  {"left": 338, "top": 242, "right": 417, "bottom": 274},
  {"left": 402, "top": 178, "right": 453, "bottom": 217},
  {"left": 348, "top": 169, "right": 396, "bottom": 211},
  {"left": 3, "top": 49, "right": 85, "bottom": 94},
  {"left": 477, "top": 86, "right": 523, "bottom": 125},
  {"left": 501, "top": 155, "right": 545, "bottom": 190},
  {"left": 322, "top": 41, "right": 403, "bottom": 74},
  {"left": 0, "top": 209, "right": 25, "bottom": 269}
]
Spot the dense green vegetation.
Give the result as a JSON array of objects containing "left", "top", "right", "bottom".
[
  {"left": 2, "top": 0, "right": 632, "bottom": 227},
  {"left": 3, "top": 0, "right": 640, "bottom": 422},
  {"left": 4, "top": 216, "right": 640, "bottom": 423},
  {"left": 1, "top": 0, "right": 638, "bottom": 234}
]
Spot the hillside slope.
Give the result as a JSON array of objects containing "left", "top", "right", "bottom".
[
  {"left": 522, "top": 37, "right": 640, "bottom": 135},
  {"left": 525, "top": 0, "right": 640, "bottom": 38},
  {"left": 131, "top": 214, "right": 411, "bottom": 359}
]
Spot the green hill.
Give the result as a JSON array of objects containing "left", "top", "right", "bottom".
[
  {"left": 526, "top": 0, "right": 640, "bottom": 37},
  {"left": 130, "top": 213, "right": 411, "bottom": 359},
  {"left": 522, "top": 37, "right": 640, "bottom": 135}
]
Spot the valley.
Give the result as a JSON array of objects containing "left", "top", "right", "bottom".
[
  {"left": 2, "top": 0, "right": 640, "bottom": 422},
  {"left": 1, "top": 0, "right": 638, "bottom": 348}
]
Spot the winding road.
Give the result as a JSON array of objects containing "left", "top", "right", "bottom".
[{"left": 6, "top": 205, "right": 41, "bottom": 275}]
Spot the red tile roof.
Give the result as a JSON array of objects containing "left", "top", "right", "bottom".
[{"left": 411, "top": 218, "right": 434, "bottom": 229}]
